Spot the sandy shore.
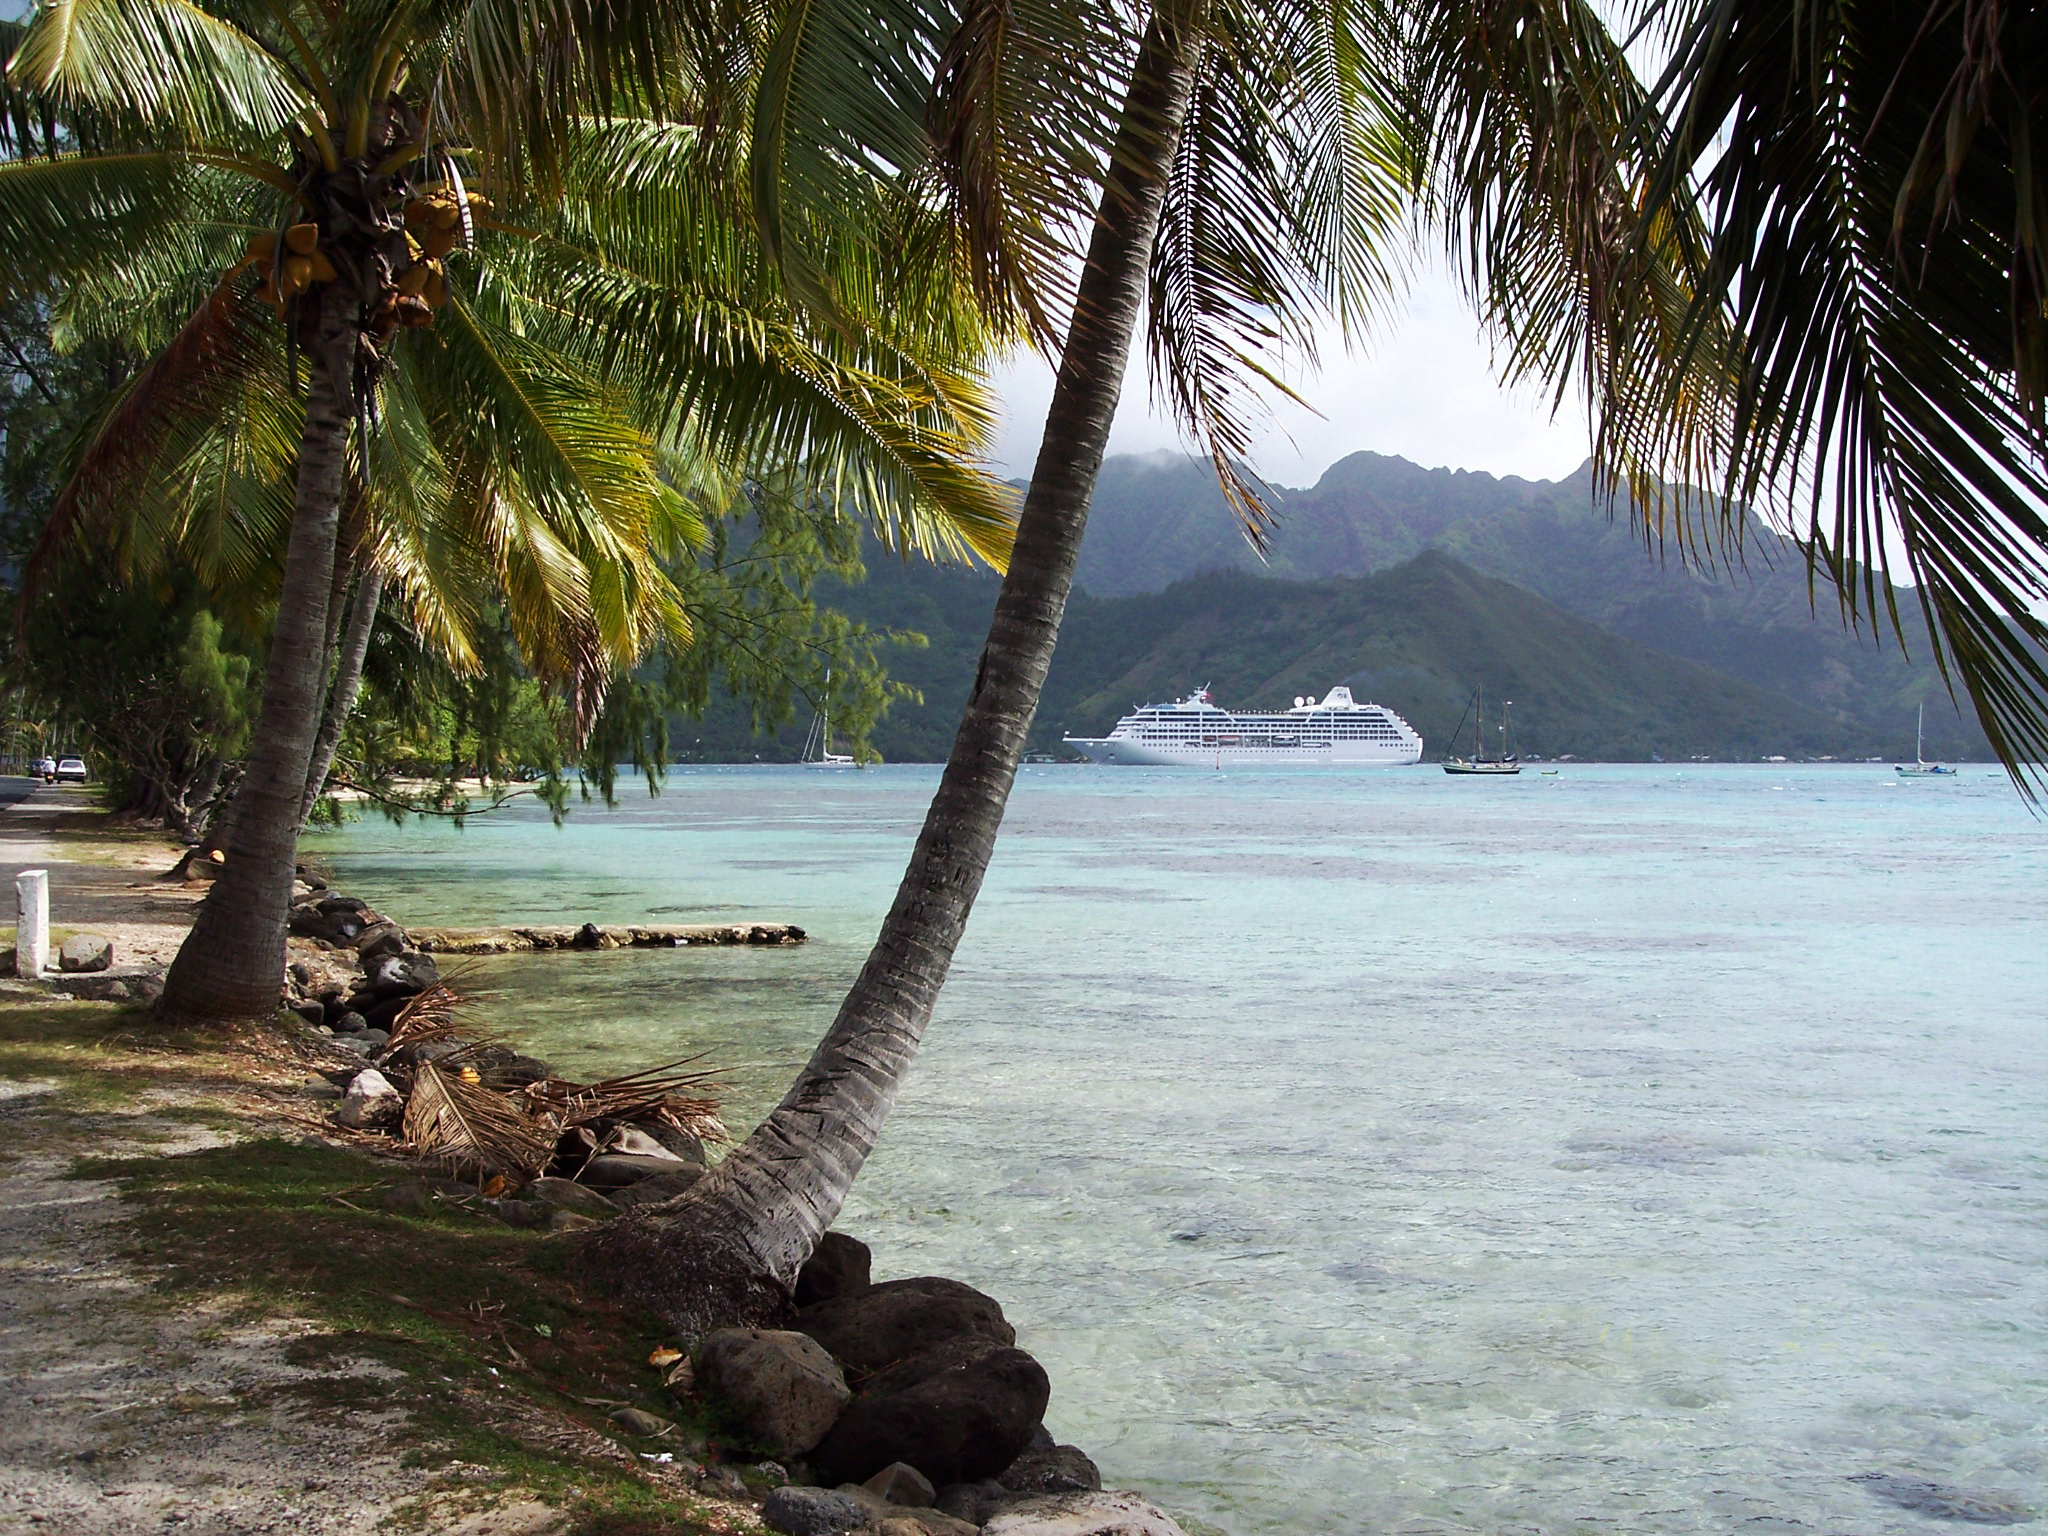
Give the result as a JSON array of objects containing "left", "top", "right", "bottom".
[
  {"left": 0, "top": 790, "right": 760, "bottom": 1536},
  {"left": 0, "top": 786, "right": 203, "bottom": 974}
]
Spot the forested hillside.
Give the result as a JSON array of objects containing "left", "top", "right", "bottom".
[
  {"left": 1070, "top": 452, "right": 1987, "bottom": 756},
  {"left": 670, "top": 452, "right": 1990, "bottom": 764}
]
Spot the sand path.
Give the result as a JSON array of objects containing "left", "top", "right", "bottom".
[
  {"left": 0, "top": 792, "right": 568, "bottom": 1535},
  {"left": 0, "top": 786, "right": 205, "bottom": 974}
]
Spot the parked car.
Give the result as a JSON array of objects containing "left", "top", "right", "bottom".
[
  {"left": 55, "top": 757, "right": 87, "bottom": 783},
  {"left": 34, "top": 757, "right": 55, "bottom": 782}
]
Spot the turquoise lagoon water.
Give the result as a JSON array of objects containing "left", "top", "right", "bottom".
[{"left": 307, "top": 764, "right": 2048, "bottom": 1535}]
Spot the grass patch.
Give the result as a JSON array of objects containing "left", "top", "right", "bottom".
[
  {"left": 0, "top": 990, "right": 755, "bottom": 1532},
  {"left": 0, "top": 998, "right": 237, "bottom": 1112},
  {"left": 81, "top": 1135, "right": 756, "bottom": 1534}
]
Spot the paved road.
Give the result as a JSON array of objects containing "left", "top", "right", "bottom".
[{"left": 0, "top": 779, "right": 42, "bottom": 813}]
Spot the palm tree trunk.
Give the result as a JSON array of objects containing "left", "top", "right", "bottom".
[
  {"left": 299, "top": 564, "right": 382, "bottom": 830},
  {"left": 158, "top": 289, "right": 357, "bottom": 1021},
  {"left": 587, "top": 0, "right": 1208, "bottom": 1332}
]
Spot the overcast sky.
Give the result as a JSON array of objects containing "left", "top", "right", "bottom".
[{"left": 988, "top": 261, "right": 1595, "bottom": 491}]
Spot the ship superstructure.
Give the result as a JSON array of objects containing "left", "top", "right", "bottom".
[{"left": 1063, "top": 686, "right": 1423, "bottom": 766}]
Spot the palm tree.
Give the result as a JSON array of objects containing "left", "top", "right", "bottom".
[
  {"left": 1, "top": 0, "right": 1014, "bottom": 1020},
  {"left": 588, "top": 0, "right": 1702, "bottom": 1329},
  {"left": 1608, "top": 0, "right": 2048, "bottom": 777}
]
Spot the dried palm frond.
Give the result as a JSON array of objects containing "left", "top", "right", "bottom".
[
  {"left": 525, "top": 1058, "right": 729, "bottom": 1144},
  {"left": 403, "top": 1060, "right": 558, "bottom": 1178},
  {"left": 382, "top": 982, "right": 472, "bottom": 1053}
]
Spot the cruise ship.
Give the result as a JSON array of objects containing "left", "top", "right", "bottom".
[{"left": 1063, "top": 686, "right": 1423, "bottom": 766}]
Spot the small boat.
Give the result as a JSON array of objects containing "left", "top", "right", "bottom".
[
  {"left": 1442, "top": 692, "right": 1522, "bottom": 776},
  {"left": 1894, "top": 704, "right": 1956, "bottom": 778},
  {"left": 801, "top": 674, "right": 857, "bottom": 768}
]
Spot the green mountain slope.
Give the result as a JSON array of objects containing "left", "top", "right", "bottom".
[
  {"left": 700, "top": 549, "right": 1900, "bottom": 763},
  {"left": 1069, "top": 451, "right": 1986, "bottom": 758},
  {"left": 1038, "top": 553, "right": 1868, "bottom": 762}
]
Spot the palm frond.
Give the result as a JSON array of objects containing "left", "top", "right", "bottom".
[
  {"left": 1634, "top": 0, "right": 2048, "bottom": 785},
  {"left": 22, "top": 266, "right": 274, "bottom": 617},
  {"left": 6, "top": 0, "right": 311, "bottom": 142},
  {"left": 404, "top": 1058, "right": 559, "bottom": 1176},
  {"left": 1404, "top": 0, "right": 1737, "bottom": 565},
  {"left": 526, "top": 1057, "right": 729, "bottom": 1144},
  {"left": 0, "top": 149, "right": 195, "bottom": 294},
  {"left": 1149, "top": 0, "right": 1410, "bottom": 544},
  {"left": 924, "top": 0, "right": 1130, "bottom": 343}
]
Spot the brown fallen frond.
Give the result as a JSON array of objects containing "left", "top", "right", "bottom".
[
  {"left": 382, "top": 982, "right": 474, "bottom": 1053},
  {"left": 403, "top": 1060, "right": 559, "bottom": 1177},
  {"left": 525, "top": 1057, "right": 729, "bottom": 1144}
]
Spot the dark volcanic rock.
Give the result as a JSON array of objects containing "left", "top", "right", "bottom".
[
  {"left": 807, "top": 1336, "right": 1050, "bottom": 1487},
  {"left": 999, "top": 1444, "right": 1101, "bottom": 1495},
  {"left": 760, "top": 1487, "right": 869, "bottom": 1536},
  {"left": 522, "top": 1178, "right": 617, "bottom": 1217},
  {"left": 696, "top": 1328, "right": 850, "bottom": 1458},
  {"left": 581, "top": 1153, "right": 690, "bottom": 1188},
  {"left": 863, "top": 1461, "right": 936, "bottom": 1507},
  {"left": 796, "top": 1276, "right": 1014, "bottom": 1375},
  {"left": 363, "top": 949, "right": 440, "bottom": 998},
  {"left": 355, "top": 921, "right": 407, "bottom": 961},
  {"left": 605, "top": 1167, "right": 704, "bottom": 1208},
  {"left": 935, "top": 1480, "right": 1019, "bottom": 1525},
  {"left": 795, "top": 1231, "right": 872, "bottom": 1307}
]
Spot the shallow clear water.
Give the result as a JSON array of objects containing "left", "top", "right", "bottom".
[{"left": 308, "top": 764, "right": 2048, "bottom": 1535}]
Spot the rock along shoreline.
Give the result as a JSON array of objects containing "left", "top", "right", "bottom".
[{"left": 282, "top": 865, "right": 1199, "bottom": 1536}]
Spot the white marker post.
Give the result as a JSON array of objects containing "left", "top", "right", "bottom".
[{"left": 15, "top": 868, "right": 49, "bottom": 978}]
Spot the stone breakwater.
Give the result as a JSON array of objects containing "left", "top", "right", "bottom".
[{"left": 408, "top": 921, "right": 807, "bottom": 953}]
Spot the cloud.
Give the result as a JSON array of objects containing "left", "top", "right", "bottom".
[{"left": 990, "top": 263, "right": 1594, "bottom": 489}]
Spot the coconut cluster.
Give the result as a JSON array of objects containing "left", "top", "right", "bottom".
[{"left": 232, "top": 187, "right": 490, "bottom": 337}]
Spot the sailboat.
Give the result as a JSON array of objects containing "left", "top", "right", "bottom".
[
  {"left": 801, "top": 674, "right": 856, "bottom": 768},
  {"left": 1442, "top": 692, "right": 1522, "bottom": 775},
  {"left": 1894, "top": 703, "right": 1956, "bottom": 777}
]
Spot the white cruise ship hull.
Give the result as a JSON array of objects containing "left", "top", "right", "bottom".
[
  {"left": 1064, "top": 737, "right": 1420, "bottom": 766},
  {"left": 1064, "top": 683, "right": 1423, "bottom": 767}
]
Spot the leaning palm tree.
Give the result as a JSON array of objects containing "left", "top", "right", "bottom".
[
  {"left": 590, "top": 0, "right": 1708, "bottom": 1328},
  {"left": 2, "top": 0, "right": 1014, "bottom": 1020}
]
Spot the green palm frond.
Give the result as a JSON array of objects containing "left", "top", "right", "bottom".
[
  {"left": 1149, "top": 0, "right": 1409, "bottom": 541},
  {"left": 0, "top": 149, "right": 196, "bottom": 293},
  {"left": 503, "top": 125, "right": 1017, "bottom": 570},
  {"left": 1630, "top": 0, "right": 2048, "bottom": 782},
  {"left": 6, "top": 0, "right": 311, "bottom": 142},
  {"left": 747, "top": 0, "right": 959, "bottom": 319},
  {"left": 24, "top": 268, "right": 275, "bottom": 611},
  {"left": 923, "top": 0, "right": 1130, "bottom": 341},
  {"left": 1403, "top": 0, "right": 1735, "bottom": 558}
]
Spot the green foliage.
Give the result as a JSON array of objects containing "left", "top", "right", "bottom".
[
  {"left": 807, "top": 451, "right": 1995, "bottom": 764},
  {"left": 1619, "top": 0, "right": 2048, "bottom": 778},
  {"left": 1, "top": 292, "right": 260, "bottom": 819},
  {"left": 6, "top": 566, "right": 261, "bottom": 827},
  {"left": 319, "top": 487, "right": 929, "bottom": 823}
]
